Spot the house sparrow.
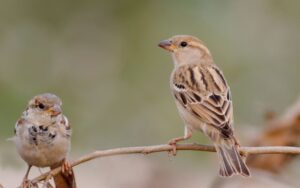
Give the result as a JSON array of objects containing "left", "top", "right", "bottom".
[
  {"left": 13, "top": 93, "right": 76, "bottom": 188},
  {"left": 158, "top": 35, "right": 250, "bottom": 177}
]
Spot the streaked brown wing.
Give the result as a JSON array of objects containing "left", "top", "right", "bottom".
[
  {"left": 172, "top": 64, "right": 234, "bottom": 131},
  {"left": 189, "top": 92, "right": 233, "bottom": 128}
]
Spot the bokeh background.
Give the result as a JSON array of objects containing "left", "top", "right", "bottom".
[{"left": 1, "top": 0, "right": 300, "bottom": 187}]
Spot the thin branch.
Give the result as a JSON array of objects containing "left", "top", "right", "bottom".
[{"left": 31, "top": 143, "right": 300, "bottom": 184}]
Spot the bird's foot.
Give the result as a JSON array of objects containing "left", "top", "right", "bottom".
[
  {"left": 168, "top": 138, "right": 180, "bottom": 156},
  {"left": 21, "top": 179, "right": 30, "bottom": 188},
  {"left": 61, "top": 159, "right": 73, "bottom": 176}
]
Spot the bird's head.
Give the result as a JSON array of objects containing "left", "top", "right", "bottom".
[
  {"left": 27, "top": 93, "right": 62, "bottom": 117},
  {"left": 158, "top": 35, "right": 212, "bottom": 66}
]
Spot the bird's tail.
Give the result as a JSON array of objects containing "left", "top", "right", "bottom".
[
  {"left": 215, "top": 142, "right": 250, "bottom": 177},
  {"left": 51, "top": 162, "right": 77, "bottom": 188}
]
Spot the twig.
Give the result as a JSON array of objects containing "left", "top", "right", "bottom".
[{"left": 31, "top": 143, "right": 300, "bottom": 184}]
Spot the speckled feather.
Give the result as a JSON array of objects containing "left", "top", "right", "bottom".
[{"left": 13, "top": 93, "right": 76, "bottom": 188}]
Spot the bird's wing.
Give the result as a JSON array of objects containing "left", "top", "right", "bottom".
[
  {"left": 58, "top": 115, "right": 72, "bottom": 137},
  {"left": 172, "top": 64, "right": 234, "bottom": 133}
]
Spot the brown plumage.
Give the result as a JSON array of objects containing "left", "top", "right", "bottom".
[{"left": 159, "top": 35, "right": 250, "bottom": 177}]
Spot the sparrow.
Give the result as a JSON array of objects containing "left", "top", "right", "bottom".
[
  {"left": 12, "top": 93, "right": 76, "bottom": 188},
  {"left": 158, "top": 35, "right": 250, "bottom": 177}
]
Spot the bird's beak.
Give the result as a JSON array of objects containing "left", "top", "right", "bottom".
[
  {"left": 158, "top": 39, "right": 176, "bottom": 52},
  {"left": 47, "top": 105, "right": 62, "bottom": 116}
]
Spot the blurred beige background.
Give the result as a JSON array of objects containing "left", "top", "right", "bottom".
[{"left": 0, "top": 0, "right": 300, "bottom": 187}]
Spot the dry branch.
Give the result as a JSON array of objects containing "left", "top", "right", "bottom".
[{"left": 31, "top": 143, "right": 300, "bottom": 184}]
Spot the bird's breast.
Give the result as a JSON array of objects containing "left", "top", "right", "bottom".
[{"left": 15, "top": 123, "right": 70, "bottom": 167}]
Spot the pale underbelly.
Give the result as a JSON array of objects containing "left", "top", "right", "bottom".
[{"left": 15, "top": 136, "right": 70, "bottom": 167}]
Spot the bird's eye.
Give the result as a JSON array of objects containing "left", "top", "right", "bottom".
[
  {"left": 180, "top": 41, "right": 188, "bottom": 47},
  {"left": 38, "top": 103, "right": 45, "bottom": 109}
]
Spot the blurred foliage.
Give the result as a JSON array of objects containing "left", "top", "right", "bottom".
[{"left": 0, "top": 0, "right": 300, "bottom": 177}]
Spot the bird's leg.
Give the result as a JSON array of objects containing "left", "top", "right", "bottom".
[
  {"left": 233, "top": 136, "right": 241, "bottom": 147},
  {"left": 232, "top": 135, "right": 247, "bottom": 159},
  {"left": 61, "top": 158, "right": 73, "bottom": 176},
  {"left": 21, "top": 165, "right": 32, "bottom": 188},
  {"left": 168, "top": 127, "right": 192, "bottom": 156}
]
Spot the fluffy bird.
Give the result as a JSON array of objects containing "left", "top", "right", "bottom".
[
  {"left": 13, "top": 93, "right": 76, "bottom": 188},
  {"left": 158, "top": 35, "right": 250, "bottom": 177}
]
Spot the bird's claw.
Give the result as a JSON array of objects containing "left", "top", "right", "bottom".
[
  {"left": 168, "top": 140, "right": 178, "bottom": 156},
  {"left": 61, "top": 159, "right": 73, "bottom": 176},
  {"left": 21, "top": 180, "right": 29, "bottom": 188}
]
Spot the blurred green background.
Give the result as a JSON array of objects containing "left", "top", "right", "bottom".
[{"left": 0, "top": 0, "right": 300, "bottom": 187}]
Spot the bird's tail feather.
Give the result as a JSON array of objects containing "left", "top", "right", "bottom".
[
  {"left": 51, "top": 164, "right": 77, "bottom": 188},
  {"left": 215, "top": 143, "right": 250, "bottom": 177}
]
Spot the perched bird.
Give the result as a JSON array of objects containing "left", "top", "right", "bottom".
[
  {"left": 158, "top": 35, "right": 250, "bottom": 177},
  {"left": 13, "top": 93, "right": 76, "bottom": 188}
]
